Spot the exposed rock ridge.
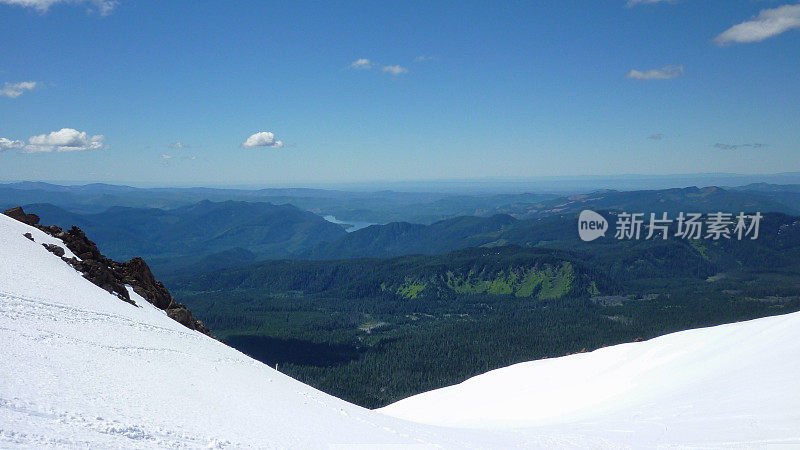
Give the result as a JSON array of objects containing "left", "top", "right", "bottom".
[{"left": 3, "top": 206, "right": 212, "bottom": 336}]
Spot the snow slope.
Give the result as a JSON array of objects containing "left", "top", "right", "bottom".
[
  {"left": 380, "top": 303, "right": 800, "bottom": 446},
  {"left": 2, "top": 212, "right": 799, "bottom": 448},
  {"left": 0, "top": 214, "right": 528, "bottom": 449}
]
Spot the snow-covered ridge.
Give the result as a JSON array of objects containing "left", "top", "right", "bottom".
[
  {"left": 380, "top": 302, "right": 800, "bottom": 446},
  {"left": 1, "top": 212, "right": 799, "bottom": 448}
]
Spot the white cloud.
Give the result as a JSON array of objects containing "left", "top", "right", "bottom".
[
  {"left": 626, "top": 65, "right": 684, "bottom": 80},
  {"left": 626, "top": 0, "right": 675, "bottom": 6},
  {"left": 0, "top": 81, "right": 37, "bottom": 98},
  {"left": 714, "top": 4, "right": 800, "bottom": 45},
  {"left": 382, "top": 65, "right": 408, "bottom": 76},
  {"left": 349, "top": 58, "right": 372, "bottom": 70},
  {"left": 349, "top": 59, "right": 414, "bottom": 75},
  {"left": 169, "top": 141, "right": 187, "bottom": 149},
  {"left": 23, "top": 128, "right": 106, "bottom": 153},
  {"left": 161, "top": 154, "right": 173, "bottom": 159},
  {"left": 414, "top": 55, "right": 436, "bottom": 62},
  {"left": 0, "top": 137, "right": 24, "bottom": 150},
  {"left": 242, "top": 131, "right": 284, "bottom": 148},
  {"left": 0, "top": 0, "right": 117, "bottom": 14}
]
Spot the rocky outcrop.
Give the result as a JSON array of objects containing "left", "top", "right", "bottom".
[
  {"left": 112, "top": 257, "right": 173, "bottom": 310},
  {"left": 42, "top": 243, "right": 66, "bottom": 257},
  {"left": 4, "top": 206, "right": 212, "bottom": 336},
  {"left": 61, "top": 255, "right": 133, "bottom": 306},
  {"left": 166, "top": 304, "right": 207, "bottom": 330},
  {"left": 5, "top": 206, "right": 40, "bottom": 226}
]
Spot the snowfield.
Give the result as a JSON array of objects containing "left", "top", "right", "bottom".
[{"left": 1, "top": 213, "right": 799, "bottom": 448}]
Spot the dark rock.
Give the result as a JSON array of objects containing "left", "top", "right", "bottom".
[
  {"left": 4, "top": 206, "right": 40, "bottom": 226},
  {"left": 62, "top": 256, "right": 79, "bottom": 265},
  {"left": 66, "top": 258, "right": 133, "bottom": 304},
  {"left": 112, "top": 257, "right": 174, "bottom": 310},
  {"left": 42, "top": 243, "right": 65, "bottom": 257},
  {"left": 166, "top": 306, "right": 191, "bottom": 324},
  {"left": 60, "top": 226, "right": 103, "bottom": 261},
  {"left": 42, "top": 225, "right": 64, "bottom": 236},
  {"left": 23, "top": 232, "right": 33, "bottom": 241},
  {"left": 166, "top": 304, "right": 212, "bottom": 335},
  {"left": 5, "top": 205, "right": 213, "bottom": 336}
]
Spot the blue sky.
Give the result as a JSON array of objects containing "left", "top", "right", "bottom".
[{"left": 1, "top": 0, "right": 799, "bottom": 186}]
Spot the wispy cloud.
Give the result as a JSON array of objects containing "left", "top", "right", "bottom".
[
  {"left": 648, "top": 133, "right": 665, "bottom": 140},
  {"left": 22, "top": 128, "right": 106, "bottom": 153},
  {"left": 349, "top": 59, "right": 412, "bottom": 76},
  {"left": 0, "top": 137, "right": 24, "bottom": 151},
  {"left": 349, "top": 58, "right": 372, "bottom": 70},
  {"left": 414, "top": 55, "right": 436, "bottom": 62},
  {"left": 169, "top": 141, "right": 187, "bottom": 149},
  {"left": 714, "top": 4, "right": 800, "bottom": 45},
  {"left": 626, "top": 65, "right": 684, "bottom": 80},
  {"left": 242, "top": 131, "right": 284, "bottom": 148},
  {"left": 713, "top": 142, "right": 767, "bottom": 150},
  {"left": 0, "top": 81, "right": 37, "bottom": 98},
  {"left": 382, "top": 65, "right": 408, "bottom": 76},
  {"left": 0, "top": 0, "right": 118, "bottom": 15}
]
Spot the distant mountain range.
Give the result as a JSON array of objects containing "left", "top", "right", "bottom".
[
  {"left": 14, "top": 184, "right": 800, "bottom": 277},
  {"left": 178, "top": 210, "right": 800, "bottom": 299},
  {"left": 1, "top": 181, "right": 550, "bottom": 224},
  {"left": 22, "top": 201, "right": 347, "bottom": 276},
  {"left": 7, "top": 180, "right": 800, "bottom": 225},
  {"left": 304, "top": 186, "right": 800, "bottom": 260}
]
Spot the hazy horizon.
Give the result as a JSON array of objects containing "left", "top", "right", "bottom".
[{"left": 4, "top": 171, "right": 800, "bottom": 195}]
